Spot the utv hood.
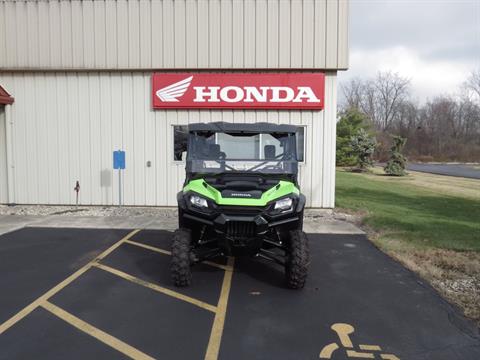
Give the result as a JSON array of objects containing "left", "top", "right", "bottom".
[{"left": 183, "top": 179, "right": 299, "bottom": 206}]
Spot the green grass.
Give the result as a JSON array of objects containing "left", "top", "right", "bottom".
[{"left": 335, "top": 170, "right": 480, "bottom": 251}]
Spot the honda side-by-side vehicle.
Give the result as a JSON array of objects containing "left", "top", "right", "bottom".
[{"left": 171, "top": 122, "right": 309, "bottom": 289}]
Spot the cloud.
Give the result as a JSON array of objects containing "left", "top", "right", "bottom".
[
  {"left": 338, "top": 46, "right": 476, "bottom": 103},
  {"left": 350, "top": 0, "right": 479, "bottom": 60},
  {"left": 339, "top": 0, "right": 480, "bottom": 103}
]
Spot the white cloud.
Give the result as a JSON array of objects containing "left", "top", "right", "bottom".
[{"left": 338, "top": 46, "right": 476, "bottom": 103}]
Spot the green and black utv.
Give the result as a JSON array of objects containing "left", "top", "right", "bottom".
[{"left": 171, "top": 122, "right": 309, "bottom": 289}]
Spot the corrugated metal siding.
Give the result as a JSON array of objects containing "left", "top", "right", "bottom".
[
  {"left": 0, "top": 0, "right": 349, "bottom": 70},
  {"left": 0, "top": 71, "right": 337, "bottom": 207}
]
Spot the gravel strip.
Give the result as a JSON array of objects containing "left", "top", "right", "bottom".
[{"left": 0, "top": 204, "right": 358, "bottom": 222}]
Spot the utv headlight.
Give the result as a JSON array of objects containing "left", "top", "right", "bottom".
[
  {"left": 274, "top": 197, "right": 293, "bottom": 212},
  {"left": 190, "top": 194, "right": 208, "bottom": 208}
]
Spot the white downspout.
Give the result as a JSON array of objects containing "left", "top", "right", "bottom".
[{"left": 5, "top": 104, "right": 15, "bottom": 204}]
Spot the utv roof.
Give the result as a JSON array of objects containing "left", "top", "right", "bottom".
[{"left": 188, "top": 122, "right": 298, "bottom": 134}]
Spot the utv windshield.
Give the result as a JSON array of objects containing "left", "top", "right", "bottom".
[{"left": 187, "top": 130, "right": 298, "bottom": 174}]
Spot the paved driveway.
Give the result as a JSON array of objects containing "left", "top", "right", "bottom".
[
  {"left": 0, "top": 228, "right": 479, "bottom": 360},
  {"left": 407, "top": 163, "right": 480, "bottom": 179}
]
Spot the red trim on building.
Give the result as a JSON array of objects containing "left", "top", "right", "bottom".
[{"left": 0, "top": 85, "right": 14, "bottom": 105}]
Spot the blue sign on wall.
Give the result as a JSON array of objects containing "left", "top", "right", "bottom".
[{"left": 113, "top": 150, "right": 126, "bottom": 170}]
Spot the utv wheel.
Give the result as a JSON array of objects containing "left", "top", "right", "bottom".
[
  {"left": 285, "top": 230, "right": 309, "bottom": 289},
  {"left": 171, "top": 229, "right": 192, "bottom": 287}
]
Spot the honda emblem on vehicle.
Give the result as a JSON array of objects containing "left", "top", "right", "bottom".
[
  {"left": 152, "top": 73, "right": 325, "bottom": 110},
  {"left": 230, "top": 193, "right": 252, "bottom": 198}
]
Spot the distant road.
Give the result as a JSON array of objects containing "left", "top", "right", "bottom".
[{"left": 407, "top": 163, "right": 480, "bottom": 179}]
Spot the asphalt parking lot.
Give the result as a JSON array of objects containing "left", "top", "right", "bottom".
[
  {"left": 407, "top": 163, "right": 480, "bottom": 179},
  {"left": 0, "top": 228, "right": 479, "bottom": 360}
]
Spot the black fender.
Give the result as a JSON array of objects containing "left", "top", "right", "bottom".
[
  {"left": 296, "top": 193, "right": 306, "bottom": 213},
  {"left": 177, "top": 191, "right": 187, "bottom": 210}
]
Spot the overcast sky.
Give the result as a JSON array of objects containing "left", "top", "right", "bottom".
[{"left": 338, "top": 0, "right": 480, "bottom": 103}]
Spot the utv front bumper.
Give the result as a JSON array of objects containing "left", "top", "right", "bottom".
[{"left": 177, "top": 191, "right": 305, "bottom": 239}]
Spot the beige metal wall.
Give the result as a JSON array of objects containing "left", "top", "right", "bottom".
[
  {"left": 0, "top": 0, "right": 346, "bottom": 207},
  {"left": 0, "top": 0, "right": 348, "bottom": 70},
  {"left": 0, "top": 71, "right": 337, "bottom": 208}
]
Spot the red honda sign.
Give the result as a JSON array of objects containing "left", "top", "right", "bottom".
[{"left": 152, "top": 73, "right": 325, "bottom": 110}]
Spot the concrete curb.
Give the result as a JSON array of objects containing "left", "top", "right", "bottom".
[{"left": 0, "top": 214, "right": 364, "bottom": 235}]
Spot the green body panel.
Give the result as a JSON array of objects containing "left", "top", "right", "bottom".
[{"left": 183, "top": 179, "right": 299, "bottom": 206}]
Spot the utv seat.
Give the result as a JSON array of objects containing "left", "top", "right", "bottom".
[
  {"left": 264, "top": 145, "right": 276, "bottom": 160},
  {"left": 207, "top": 144, "right": 226, "bottom": 160}
]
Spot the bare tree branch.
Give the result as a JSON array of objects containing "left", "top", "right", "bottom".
[
  {"left": 465, "top": 69, "right": 480, "bottom": 100},
  {"left": 339, "top": 70, "right": 480, "bottom": 162}
]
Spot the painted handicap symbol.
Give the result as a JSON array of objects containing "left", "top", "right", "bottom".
[{"left": 319, "top": 323, "right": 400, "bottom": 359}]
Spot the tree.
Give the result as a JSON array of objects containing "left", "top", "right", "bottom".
[
  {"left": 373, "top": 72, "right": 411, "bottom": 130},
  {"left": 341, "top": 77, "right": 364, "bottom": 111},
  {"left": 340, "top": 71, "right": 411, "bottom": 131},
  {"left": 339, "top": 71, "right": 480, "bottom": 163},
  {"left": 384, "top": 136, "right": 407, "bottom": 176},
  {"left": 465, "top": 69, "right": 480, "bottom": 100},
  {"left": 336, "top": 109, "right": 370, "bottom": 166},
  {"left": 350, "top": 128, "right": 377, "bottom": 171}
]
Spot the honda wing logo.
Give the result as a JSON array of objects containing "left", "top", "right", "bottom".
[{"left": 156, "top": 76, "right": 193, "bottom": 102}]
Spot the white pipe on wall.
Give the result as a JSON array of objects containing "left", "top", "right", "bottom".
[{"left": 5, "top": 104, "right": 15, "bottom": 204}]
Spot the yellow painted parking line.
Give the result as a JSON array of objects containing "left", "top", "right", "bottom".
[
  {"left": 320, "top": 323, "right": 401, "bottom": 359},
  {"left": 124, "top": 239, "right": 171, "bottom": 256},
  {"left": 204, "top": 261, "right": 232, "bottom": 272},
  {"left": 41, "top": 301, "right": 154, "bottom": 360},
  {"left": 94, "top": 263, "right": 217, "bottom": 313},
  {"left": 346, "top": 350, "right": 375, "bottom": 358},
  {"left": 319, "top": 343, "right": 340, "bottom": 358},
  {"left": 380, "top": 355, "right": 400, "bottom": 360},
  {"left": 205, "top": 257, "right": 235, "bottom": 360},
  {"left": 0, "top": 229, "right": 141, "bottom": 335},
  {"left": 124, "top": 239, "right": 230, "bottom": 271},
  {"left": 359, "top": 345, "right": 382, "bottom": 351},
  {"left": 332, "top": 323, "right": 355, "bottom": 348}
]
